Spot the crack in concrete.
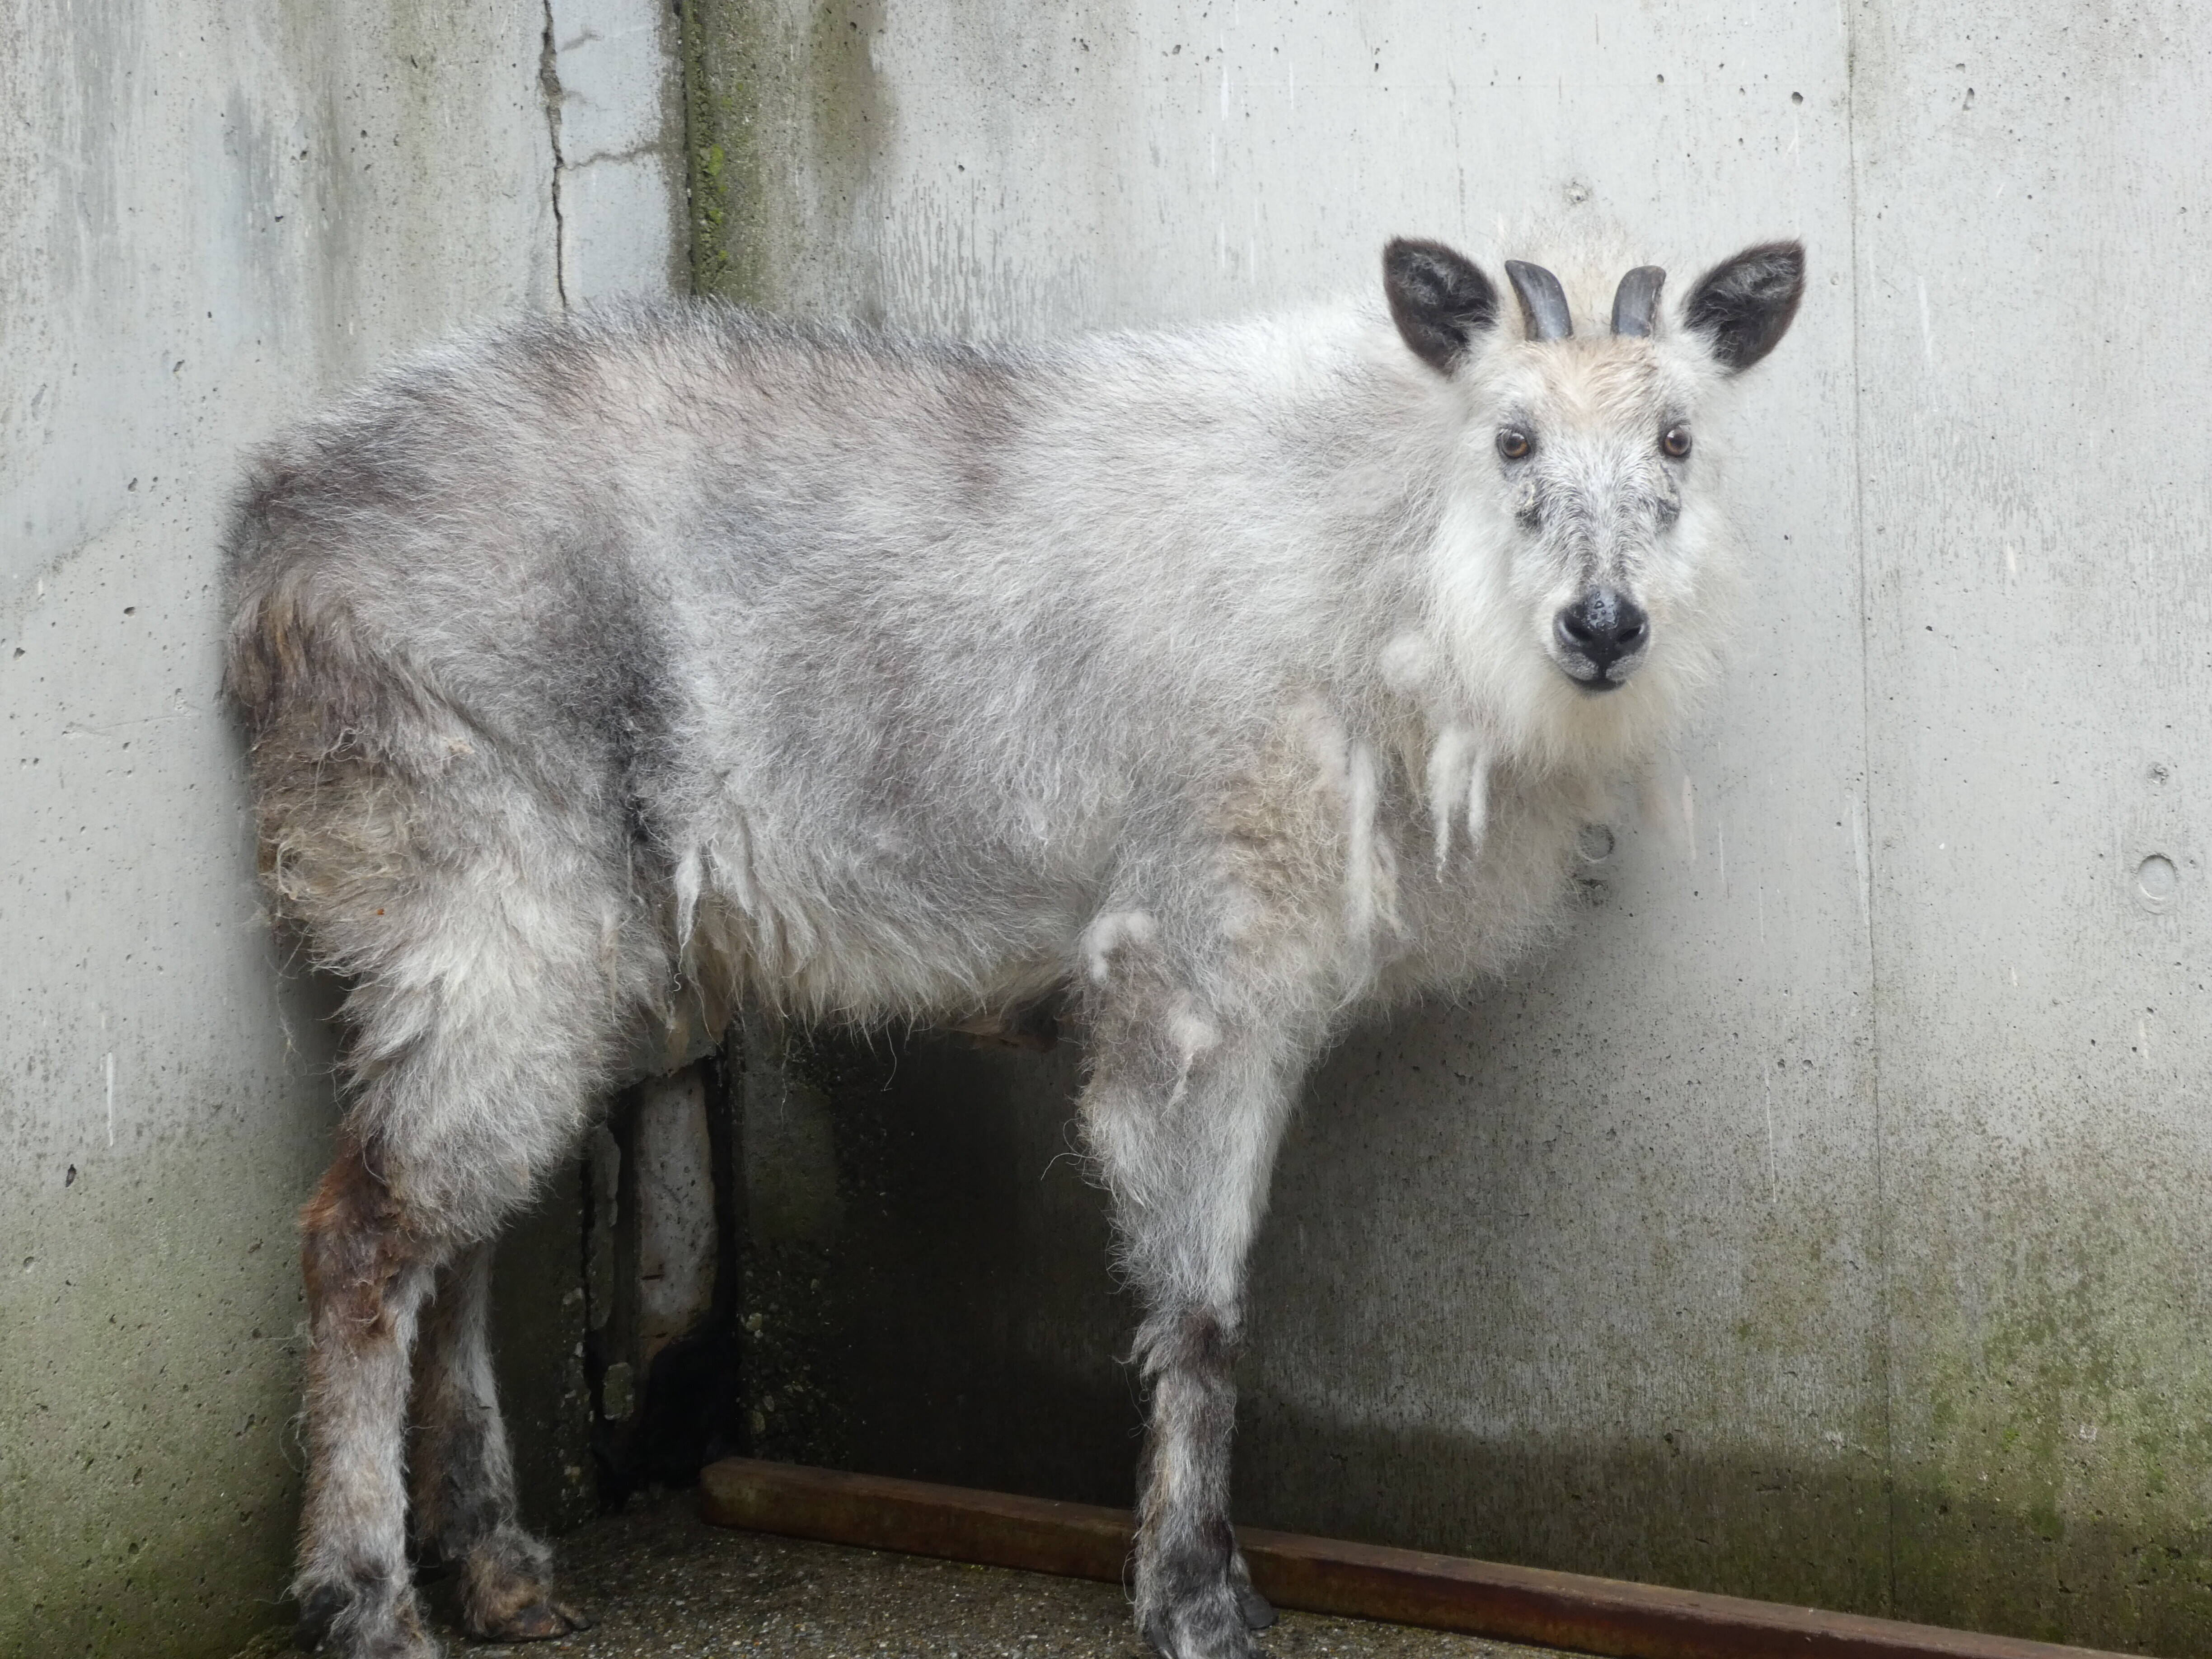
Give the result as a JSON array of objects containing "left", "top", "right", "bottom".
[
  {"left": 562, "top": 138, "right": 671, "bottom": 173},
  {"left": 538, "top": 0, "right": 570, "bottom": 309}
]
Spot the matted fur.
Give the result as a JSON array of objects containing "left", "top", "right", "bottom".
[{"left": 227, "top": 229, "right": 1802, "bottom": 1659}]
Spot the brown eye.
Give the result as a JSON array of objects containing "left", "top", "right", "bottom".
[
  {"left": 1662, "top": 424, "right": 1692, "bottom": 459},
  {"left": 1497, "top": 428, "right": 1532, "bottom": 461}
]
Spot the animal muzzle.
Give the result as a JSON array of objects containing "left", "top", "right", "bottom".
[{"left": 1551, "top": 588, "right": 1650, "bottom": 690}]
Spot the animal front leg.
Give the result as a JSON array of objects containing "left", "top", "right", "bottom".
[
  {"left": 412, "top": 1242, "right": 589, "bottom": 1642},
  {"left": 1134, "top": 1305, "right": 1279, "bottom": 1653},
  {"left": 1083, "top": 973, "right": 1303, "bottom": 1659}
]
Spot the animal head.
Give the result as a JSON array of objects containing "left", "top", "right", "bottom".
[{"left": 1380, "top": 233, "right": 1804, "bottom": 768}]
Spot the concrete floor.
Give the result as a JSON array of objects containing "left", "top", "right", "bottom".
[{"left": 235, "top": 1492, "right": 1577, "bottom": 1658}]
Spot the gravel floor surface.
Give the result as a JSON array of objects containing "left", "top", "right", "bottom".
[{"left": 234, "top": 1492, "right": 1578, "bottom": 1659}]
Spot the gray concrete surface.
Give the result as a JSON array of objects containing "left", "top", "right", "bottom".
[
  {"left": 683, "top": 3, "right": 2212, "bottom": 1651},
  {"left": 0, "top": 2, "right": 681, "bottom": 1653},
  {"left": 229, "top": 1492, "right": 1577, "bottom": 1659},
  {"left": 548, "top": 0, "right": 689, "bottom": 304},
  {"left": 637, "top": 1070, "right": 722, "bottom": 1365}
]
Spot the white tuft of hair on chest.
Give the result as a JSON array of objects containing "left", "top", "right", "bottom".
[
  {"left": 1344, "top": 738, "right": 1404, "bottom": 945},
  {"left": 1424, "top": 724, "right": 1493, "bottom": 874}
]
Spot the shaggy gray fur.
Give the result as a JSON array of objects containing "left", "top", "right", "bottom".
[{"left": 226, "top": 233, "right": 1804, "bottom": 1659}]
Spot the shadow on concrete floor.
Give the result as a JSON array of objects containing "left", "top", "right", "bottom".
[{"left": 235, "top": 1490, "right": 1580, "bottom": 1658}]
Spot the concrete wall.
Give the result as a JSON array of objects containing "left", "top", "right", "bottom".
[
  {"left": 0, "top": 3, "right": 681, "bottom": 1654},
  {"left": 687, "top": 1, "right": 2212, "bottom": 1649}
]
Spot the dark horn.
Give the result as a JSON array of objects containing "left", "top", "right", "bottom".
[
  {"left": 1504, "top": 260, "right": 1575, "bottom": 342},
  {"left": 1611, "top": 266, "right": 1666, "bottom": 337}
]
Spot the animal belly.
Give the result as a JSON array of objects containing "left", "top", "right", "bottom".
[{"left": 677, "top": 806, "right": 1087, "bottom": 1026}]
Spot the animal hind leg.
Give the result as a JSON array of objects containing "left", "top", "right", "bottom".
[
  {"left": 295, "top": 1024, "right": 617, "bottom": 1655},
  {"left": 293, "top": 1139, "right": 450, "bottom": 1659},
  {"left": 287, "top": 851, "right": 648, "bottom": 1655},
  {"left": 412, "top": 1242, "right": 590, "bottom": 1641}
]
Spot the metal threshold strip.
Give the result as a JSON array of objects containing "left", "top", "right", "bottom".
[{"left": 698, "top": 1457, "right": 2139, "bottom": 1659}]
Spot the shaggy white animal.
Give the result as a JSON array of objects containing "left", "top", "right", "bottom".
[{"left": 225, "top": 230, "right": 1804, "bottom": 1659}]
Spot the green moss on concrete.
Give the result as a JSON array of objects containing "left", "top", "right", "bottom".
[
  {"left": 1887, "top": 1146, "right": 2212, "bottom": 1654},
  {"left": 680, "top": 0, "right": 810, "bottom": 308},
  {"left": 679, "top": 0, "right": 759, "bottom": 302},
  {"left": 680, "top": 0, "right": 894, "bottom": 313},
  {"left": 0, "top": 1186, "right": 308, "bottom": 1658}
]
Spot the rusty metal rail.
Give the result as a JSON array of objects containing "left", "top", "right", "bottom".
[{"left": 697, "top": 1457, "right": 2138, "bottom": 1659}]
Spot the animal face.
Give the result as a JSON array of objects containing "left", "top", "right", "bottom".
[
  {"left": 1383, "top": 237, "right": 1804, "bottom": 758},
  {"left": 1485, "top": 341, "right": 1691, "bottom": 694}
]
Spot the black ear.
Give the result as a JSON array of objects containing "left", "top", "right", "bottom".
[
  {"left": 1681, "top": 240, "right": 1805, "bottom": 374},
  {"left": 1383, "top": 238, "right": 1500, "bottom": 375}
]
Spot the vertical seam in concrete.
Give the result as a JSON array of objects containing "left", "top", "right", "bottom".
[
  {"left": 1841, "top": 0, "right": 1897, "bottom": 1618},
  {"left": 539, "top": 0, "right": 571, "bottom": 309},
  {"left": 675, "top": 0, "right": 706, "bottom": 299}
]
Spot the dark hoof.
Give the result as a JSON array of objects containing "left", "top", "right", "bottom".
[
  {"left": 291, "top": 1579, "right": 441, "bottom": 1658},
  {"left": 467, "top": 1598, "right": 590, "bottom": 1643},
  {"left": 295, "top": 1584, "right": 348, "bottom": 1651},
  {"left": 457, "top": 1525, "right": 585, "bottom": 1643},
  {"left": 1236, "top": 1584, "right": 1277, "bottom": 1631},
  {"left": 1141, "top": 1585, "right": 1257, "bottom": 1659}
]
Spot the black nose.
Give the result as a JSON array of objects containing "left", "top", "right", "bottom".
[{"left": 1553, "top": 589, "right": 1650, "bottom": 685}]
